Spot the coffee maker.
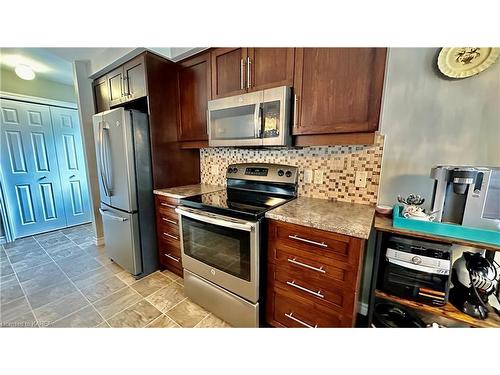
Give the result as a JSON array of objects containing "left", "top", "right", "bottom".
[{"left": 430, "top": 166, "right": 500, "bottom": 231}]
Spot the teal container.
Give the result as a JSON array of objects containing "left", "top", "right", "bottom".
[{"left": 392, "top": 205, "right": 500, "bottom": 246}]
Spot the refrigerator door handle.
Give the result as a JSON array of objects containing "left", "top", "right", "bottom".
[
  {"left": 102, "top": 124, "right": 113, "bottom": 195},
  {"left": 98, "top": 121, "right": 110, "bottom": 197},
  {"left": 99, "top": 208, "right": 128, "bottom": 222}
]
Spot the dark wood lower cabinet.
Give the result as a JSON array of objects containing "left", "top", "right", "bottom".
[
  {"left": 155, "top": 195, "right": 183, "bottom": 277},
  {"left": 266, "top": 220, "right": 365, "bottom": 327}
]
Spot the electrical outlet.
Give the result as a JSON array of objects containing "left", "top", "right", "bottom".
[
  {"left": 355, "top": 171, "right": 368, "bottom": 188},
  {"left": 304, "top": 169, "right": 313, "bottom": 183},
  {"left": 314, "top": 170, "right": 324, "bottom": 184},
  {"left": 210, "top": 165, "right": 219, "bottom": 175}
]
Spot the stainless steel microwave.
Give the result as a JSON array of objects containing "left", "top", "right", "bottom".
[{"left": 207, "top": 86, "right": 291, "bottom": 147}]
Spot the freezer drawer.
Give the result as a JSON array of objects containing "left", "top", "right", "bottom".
[{"left": 99, "top": 204, "right": 142, "bottom": 275}]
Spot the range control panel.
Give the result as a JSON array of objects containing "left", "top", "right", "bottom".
[{"left": 226, "top": 163, "right": 298, "bottom": 184}]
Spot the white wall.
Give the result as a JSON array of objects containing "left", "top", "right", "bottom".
[{"left": 378, "top": 48, "right": 500, "bottom": 209}]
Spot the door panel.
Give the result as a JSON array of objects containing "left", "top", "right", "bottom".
[
  {"left": 248, "top": 48, "right": 294, "bottom": 91},
  {"left": 123, "top": 56, "right": 146, "bottom": 101},
  {"left": 211, "top": 48, "right": 247, "bottom": 99},
  {"left": 50, "top": 107, "right": 91, "bottom": 227},
  {"left": 0, "top": 99, "right": 66, "bottom": 238},
  {"left": 103, "top": 108, "right": 136, "bottom": 212}
]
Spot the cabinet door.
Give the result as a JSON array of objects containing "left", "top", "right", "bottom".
[
  {"left": 107, "top": 66, "right": 125, "bottom": 107},
  {"left": 211, "top": 48, "right": 247, "bottom": 99},
  {"left": 293, "top": 48, "right": 386, "bottom": 135},
  {"left": 50, "top": 107, "right": 91, "bottom": 227},
  {"left": 247, "top": 48, "right": 294, "bottom": 91},
  {"left": 93, "top": 75, "right": 110, "bottom": 113},
  {"left": 178, "top": 52, "right": 211, "bottom": 141},
  {"left": 123, "top": 55, "right": 147, "bottom": 101}
]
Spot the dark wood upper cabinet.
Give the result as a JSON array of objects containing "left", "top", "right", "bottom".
[
  {"left": 211, "top": 48, "right": 248, "bottom": 99},
  {"left": 107, "top": 66, "right": 125, "bottom": 107},
  {"left": 123, "top": 55, "right": 147, "bottom": 101},
  {"left": 93, "top": 75, "right": 110, "bottom": 113},
  {"left": 177, "top": 52, "right": 211, "bottom": 142},
  {"left": 293, "top": 48, "right": 387, "bottom": 135},
  {"left": 247, "top": 48, "right": 294, "bottom": 91}
]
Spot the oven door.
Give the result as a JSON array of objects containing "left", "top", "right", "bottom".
[{"left": 176, "top": 207, "right": 260, "bottom": 303}]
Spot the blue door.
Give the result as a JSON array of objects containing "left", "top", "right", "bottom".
[
  {"left": 0, "top": 99, "right": 67, "bottom": 238},
  {"left": 50, "top": 107, "right": 91, "bottom": 227}
]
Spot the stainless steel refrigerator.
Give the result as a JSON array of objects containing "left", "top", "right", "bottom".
[{"left": 92, "top": 107, "right": 157, "bottom": 277}]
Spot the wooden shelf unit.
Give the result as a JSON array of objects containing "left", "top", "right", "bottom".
[{"left": 375, "top": 290, "right": 500, "bottom": 328}]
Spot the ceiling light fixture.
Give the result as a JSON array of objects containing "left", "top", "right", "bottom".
[{"left": 15, "top": 64, "right": 36, "bottom": 80}]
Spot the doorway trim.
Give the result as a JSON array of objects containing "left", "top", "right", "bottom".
[{"left": 0, "top": 91, "right": 77, "bottom": 110}]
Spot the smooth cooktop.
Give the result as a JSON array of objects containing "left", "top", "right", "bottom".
[{"left": 180, "top": 188, "right": 294, "bottom": 220}]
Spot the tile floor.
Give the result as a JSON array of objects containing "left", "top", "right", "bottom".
[{"left": 0, "top": 224, "right": 231, "bottom": 328}]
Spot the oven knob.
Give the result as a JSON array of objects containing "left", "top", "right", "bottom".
[
  {"left": 233, "top": 167, "right": 238, "bottom": 173},
  {"left": 278, "top": 170, "right": 284, "bottom": 177},
  {"left": 411, "top": 256, "right": 422, "bottom": 265},
  {"left": 211, "top": 269, "right": 216, "bottom": 275},
  {"left": 228, "top": 167, "right": 234, "bottom": 173},
  {"left": 285, "top": 170, "right": 292, "bottom": 178}
]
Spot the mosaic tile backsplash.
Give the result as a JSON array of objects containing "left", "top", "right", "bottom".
[{"left": 200, "top": 133, "right": 385, "bottom": 205}]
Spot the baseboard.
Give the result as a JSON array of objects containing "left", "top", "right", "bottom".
[
  {"left": 0, "top": 236, "right": 6, "bottom": 245},
  {"left": 94, "top": 236, "right": 105, "bottom": 246},
  {"left": 359, "top": 302, "right": 368, "bottom": 316}
]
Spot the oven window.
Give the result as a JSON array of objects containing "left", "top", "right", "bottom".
[{"left": 181, "top": 216, "right": 251, "bottom": 281}]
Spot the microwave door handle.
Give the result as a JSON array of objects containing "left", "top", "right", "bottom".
[
  {"left": 206, "top": 109, "right": 210, "bottom": 136},
  {"left": 254, "top": 104, "right": 262, "bottom": 139},
  {"left": 175, "top": 208, "right": 255, "bottom": 232}
]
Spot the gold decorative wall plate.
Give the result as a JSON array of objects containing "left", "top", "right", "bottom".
[{"left": 437, "top": 47, "right": 500, "bottom": 78}]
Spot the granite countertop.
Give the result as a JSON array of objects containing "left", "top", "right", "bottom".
[
  {"left": 153, "top": 184, "right": 223, "bottom": 199},
  {"left": 265, "top": 197, "right": 375, "bottom": 239}
]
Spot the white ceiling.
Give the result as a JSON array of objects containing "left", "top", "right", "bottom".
[{"left": 0, "top": 47, "right": 203, "bottom": 86}]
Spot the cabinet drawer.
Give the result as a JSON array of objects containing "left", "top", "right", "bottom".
[
  {"left": 158, "top": 241, "right": 182, "bottom": 268},
  {"left": 157, "top": 220, "right": 179, "bottom": 237},
  {"left": 271, "top": 264, "right": 356, "bottom": 313},
  {"left": 270, "top": 243, "right": 358, "bottom": 290},
  {"left": 155, "top": 195, "right": 179, "bottom": 217},
  {"left": 158, "top": 229, "right": 181, "bottom": 249},
  {"left": 270, "top": 220, "right": 361, "bottom": 266},
  {"left": 269, "top": 286, "right": 352, "bottom": 328},
  {"left": 157, "top": 211, "right": 179, "bottom": 227}
]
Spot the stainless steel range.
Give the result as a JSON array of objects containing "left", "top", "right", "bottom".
[{"left": 175, "top": 163, "right": 298, "bottom": 327}]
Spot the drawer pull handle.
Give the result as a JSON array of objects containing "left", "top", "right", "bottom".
[
  {"left": 162, "top": 217, "right": 177, "bottom": 225},
  {"left": 163, "top": 232, "right": 179, "bottom": 240},
  {"left": 284, "top": 312, "right": 317, "bottom": 328},
  {"left": 286, "top": 280, "right": 324, "bottom": 298},
  {"left": 160, "top": 202, "right": 176, "bottom": 209},
  {"left": 288, "top": 234, "right": 328, "bottom": 248},
  {"left": 287, "top": 257, "right": 325, "bottom": 273},
  {"left": 164, "top": 253, "right": 180, "bottom": 262}
]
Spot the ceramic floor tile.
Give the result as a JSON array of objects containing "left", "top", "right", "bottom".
[
  {"left": 71, "top": 266, "right": 116, "bottom": 289},
  {"left": 42, "top": 241, "right": 77, "bottom": 255},
  {"left": 130, "top": 272, "right": 171, "bottom": 297},
  {"left": 10, "top": 253, "right": 53, "bottom": 273},
  {"left": 165, "top": 299, "right": 209, "bottom": 328},
  {"left": 1, "top": 260, "right": 15, "bottom": 277},
  {"left": 92, "top": 286, "right": 143, "bottom": 319},
  {"left": 107, "top": 300, "right": 161, "bottom": 328},
  {"left": 25, "top": 280, "right": 78, "bottom": 309},
  {"left": 3, "top": 237, "right": 38, "bottom": 250},
  {"left": 34, "top": 230, "right": 64, "bottom": 241},
  {"left": 70, "top": 235, "right": 95, "bottom": 245},
  {"left": 18, "top": 263, "right": 69, "bottom": 295},
  {"left": 50, "top": 305, "right": 103, "bottom": 328},
  {"left": 146, "top": 282, "right": 186, "bottom": 312},
  {"left": 0, "top": 274, "right": 25, "bottom": 305},
  {"left": 4, "top": 243, "right": 43, "bottom": 258},
  {"left": 105, "top": 262, "right": 124, "bottom": 274},
  {"left": 56, "top": 254, "right": 102, "bottom": 278},
  {"left": 116, "top": 271, "right": 138, "bottom": 285},
  {"left": 37, "top": 235, "right": 71, "bottom": 250},
  {"left": 196, "top": 314, "right": 232, "bottom": 328},
  {"left": 0, "top": 249, "right": 7, "bottom": 261},
  {"left": 49, "top": 245, "right": 87, "bottom": 262},
  {"left": 161, "top": 269, "right": 181, "bottom": 281},
  {"left": 7, "top": 246, "right": 46, "bottom": 263},
  {"left": 146, "top": 314, "right": 180, "bottom": 328},
  {"left": 79, "top": 275, "right": 127, "bottom": 303},
  {"left": 94, "top": 253, "right": 112, "bottom": 266},
  {"left": 80, "top": 244, "right": 105, "bottom": 258},
  {"left": 96, "top": 320, "right": 110, "bottom": 328},
  {"left": 33, "top": 291, "right": 89, "bottom": 326},
  {"left": 0, "top": 296, "right": 37, "bottom": 327}
]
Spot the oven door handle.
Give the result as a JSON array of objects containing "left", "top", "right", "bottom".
[{"left": 175, "top": 207, "right": 255, "bottom": 232}]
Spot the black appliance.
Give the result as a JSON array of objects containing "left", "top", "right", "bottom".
[
  {"left": 372, "top": 302, "right": 426, "bottom": 328},
  {"left": 380, "top": 236, "right": 452, "bottom": 306},
  {"left": 450, "top": 251, "right": 500, "bottom": 319}
]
